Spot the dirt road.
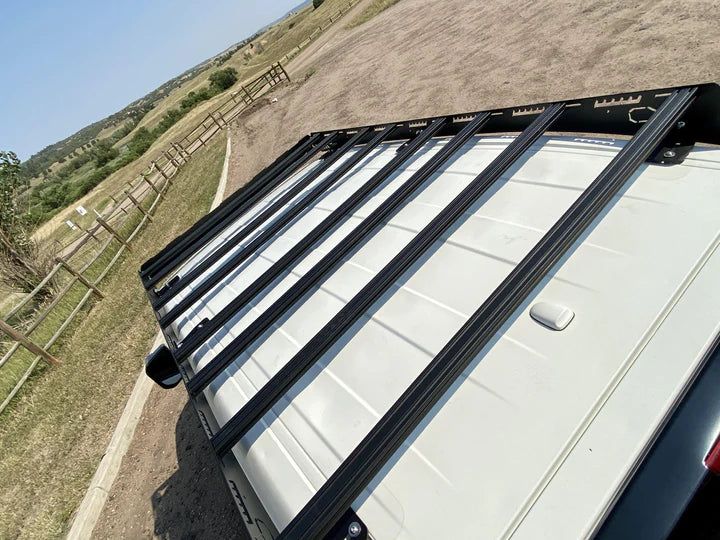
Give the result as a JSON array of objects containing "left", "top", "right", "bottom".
[{"left": 94, "top": 0, "right": 719, "bottom": 536}]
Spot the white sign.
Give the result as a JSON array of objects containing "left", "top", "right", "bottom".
[
  {"left": 76, "top": 205, "right": 87, "bottom": 216},
  {"left": 65, "top": 220, "right": 78, "bottom": 231}
]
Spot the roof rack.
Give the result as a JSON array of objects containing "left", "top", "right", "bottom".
[{"left": 140, "top": 84, "right": 719, "bottom": 538}]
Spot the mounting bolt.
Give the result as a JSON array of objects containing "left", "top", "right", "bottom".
[
  {"left": 663, "top": 150, "right": 677, "bottom": 159},
  {"left": 348, "top": 521, "right": 362, "bottom": 538},
  {"left": 677, "top": 121, "right": 686, "bottom": 129}
]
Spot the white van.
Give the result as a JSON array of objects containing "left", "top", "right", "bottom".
[{"left": 141, "top": 84, "right": 720, "bottom": 539}]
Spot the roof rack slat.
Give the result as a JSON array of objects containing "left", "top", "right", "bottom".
[
  {"left": 154, "top": 131, "right": 383, "bottom": 326},
  {"left": 211, "top": 104, "right": 548, "bottom": 456},
  {"left": 182, "top": 118, "right": 449, "bottom": 390},
  {"left": 189, "top": 111, "right": 487, "bottom": 401},
  {"left": 157, "top": 125, "right": 395, "bottom": 329},
  {"left": 140, "top": 131, "right": 326, "bottom": 287},
  {"left": 143, "top": 132, "right": 334, "bottom": 291},
  {"left": 174, "top": 122, "right": 447, "bottom": 366},
  {"left": 276, "top": 87, "right": 697, "bottom": 540}
]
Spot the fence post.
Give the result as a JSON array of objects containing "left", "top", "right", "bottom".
[
  {"left": 109, "top": 194, "right": 126, "bottom": 215},
  {"left": 142, "top": 173, "right": 162, "bottom": 197},
  {"left": 170, "top": 144, "right": 185, "bottom": 164},
  {"left": 174, "top": 143, "right": 190, "bottom": 161},
  {"left": 278, "top": 62, "right": 291, "bottom": 82},
  {"left": 163, "top": 150, "right": 180, "bottom": 169},
  {"left": 56, "top": 256, "right": 104, "bottom": 299},
  {"left": 81, "top": 224, "right": 102, "bottom": 243},
  {"left": 0, "top": 319, "right": 61, "bottom": 366},
  {"left": 96, "top": 217, "right": 131, "bottom": 251},
  {"left": 210, "top": 114, "right": 224, "bottom": 130},
  {"left": 153, "top": 161, "right": 170, "bottom": 182},
  {"left": 125, "top": 191, "right": 153, "bottom": 222},
  {"left": 241, "top": 85, "right": 253, "bottom": 103}
]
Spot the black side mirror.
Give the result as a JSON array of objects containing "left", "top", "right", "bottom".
[{"left": 145, "top": 345, "right": 182, "bottom": 389}]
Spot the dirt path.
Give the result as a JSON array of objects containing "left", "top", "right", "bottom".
[
  {"left": 92, "top": 386, "right": 249, "bottom": 539},
  {"left": 95, "top": 0, "right": 719, "bottom": 536}
]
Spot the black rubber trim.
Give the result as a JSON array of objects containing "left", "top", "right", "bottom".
[
  {"left": 187, "top": 112, "right": 483, "bottom": 400},
  {"left": 208, "top": 104, "right": 566, "bottom": 456},
  {"left": 276, "top": 87, "right": 697, "bottom": 539},
  {"left": 140, "top": 132, "right": 325, "bottom": 286},
  {"left": 596, "top": 331, "right": 720, "bottom": 539},
  {"left": 154, "top": 129, "right": 374, "bottom": 326},
  {"left": 177, "top": 119, "right": 446, "bottom": 367}
]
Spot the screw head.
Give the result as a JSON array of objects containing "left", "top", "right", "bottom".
[
  {"left": 663, "top": 150, "right": 677, "bottom": 159},
  {"left": 348, "top": 521, "right": 362, "bottom": 538}
]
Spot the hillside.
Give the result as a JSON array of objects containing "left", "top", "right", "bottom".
[
  {"left": 17, "top": 0, "right": 325, "bottom": 228},
  {"left": 27, "top": 0, "right": 359, "bottom": 246}
]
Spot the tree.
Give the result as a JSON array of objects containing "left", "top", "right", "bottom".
[
  {"left": 92, "top": 139, "right": 119, "bottom": 167},
  {"left": 313, "top": 0, "right": 325, "bottom": 8},
  {"left": 208, "top": 67, "right": 238, "bottom": 93},
  {"left": 0, "top": 151, "right": 54, "bottom": 295}
]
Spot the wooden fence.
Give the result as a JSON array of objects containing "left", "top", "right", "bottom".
[
  {"left": 0, "top": 63, "right": 289, "bottom": 414},
  {"left": 280, "top": 0, "right": 362, "bottom": 65}
]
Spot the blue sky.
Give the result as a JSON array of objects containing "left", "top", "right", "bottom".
[{"left": 0, "top": 0, "right": 305, "bottom": 160}]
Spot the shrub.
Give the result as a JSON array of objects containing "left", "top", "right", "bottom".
[
  {"left": 155, "top": 108, "right": 184, "bottom": 133},
  {"left": 127, "top": 127, "right": 155, "bottom": 157},
  {"left": 180, "top": 87, "right": 213, "bottom": 110},
  {"left": 110, "top": 121, "right": 136, "bottom": 142},
  {"left": 208, "top": 67, "right": 238, "bottom": 93},
  {"left": 92, "top": 139, "right": 119, "bottom": 167},
  {"left": 313, "top": 0, "right": 325, "bottom": 8}
]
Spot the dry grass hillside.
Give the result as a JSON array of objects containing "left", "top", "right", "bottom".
[{"left": 31, "top": 0, "right": 356, "bottom": 248}]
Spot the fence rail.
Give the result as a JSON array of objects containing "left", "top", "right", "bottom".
[{"left": 0, "top": 63, "right": 290, "bottom": 415}]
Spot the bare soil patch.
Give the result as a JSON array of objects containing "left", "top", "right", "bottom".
[
  {"left": 92, "top": 387, "right": 247, "bottom": 539},
  {"left": 227, "top": 0, "right": 719, "bottom": 192}
]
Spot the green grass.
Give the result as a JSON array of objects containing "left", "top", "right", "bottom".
[
  {"left": 0, "top": 134, "right": 226, "bottom": 539},
  {"left": 346, "top": 0, "right": 401, "bottom": 28}
]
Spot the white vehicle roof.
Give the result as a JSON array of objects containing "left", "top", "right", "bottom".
[{"left": 159, "top": 131, "right": 720, "bottom": 538}]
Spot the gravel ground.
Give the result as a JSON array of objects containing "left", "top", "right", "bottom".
[{"left": 94, "top": 0, "right": 720, "bottom": 537}]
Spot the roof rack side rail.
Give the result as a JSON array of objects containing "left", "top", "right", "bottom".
[
  {"left": 176, "top": 118, "right": 448, "bottom": 370},
  {"left": 139, "top": 132, "right": 325, "bottom": 286},
  {"left": 277, "top": 87, "right": 698, "bottom": 540},
  {"left": 155, "top": 127, "right": 394, "bottom": 324},
  {"left": 209, "top": 102, "right": 566, "bottom": 457}
]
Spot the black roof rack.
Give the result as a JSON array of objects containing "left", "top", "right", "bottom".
[{"left": 139, "top": 84, "right": 718, "bottom": 539}]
